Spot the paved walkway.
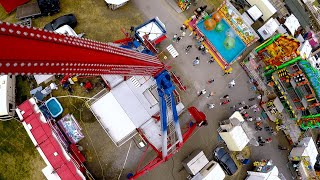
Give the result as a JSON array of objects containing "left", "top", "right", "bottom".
[{"left": 117, "top": 0, "right": 295, "bottom": 180}]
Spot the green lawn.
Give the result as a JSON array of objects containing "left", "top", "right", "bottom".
[
  {"left": 0, "top": 76, "right": 44, "bottom": 180},
  {"left": 0, "top": 120, "right": 45, "bottom": 180}
]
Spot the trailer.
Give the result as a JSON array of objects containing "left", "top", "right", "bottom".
[
  {"left": 16, "top": 0, "right": 60, "bottom": 19},
  {"left": 182, "top": 150, "right": 226, "bottom": 180},
  {"left": 105, "top": 0, "right": 129, "bottom": 10}
]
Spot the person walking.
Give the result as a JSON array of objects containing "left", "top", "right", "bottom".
[
  {"left": 242, "top": 112, "right": 249, "bottom": 118},
  {"left": 238, "top": 101, "right": 245, "bottom": 105},
  {"left": 220, "top": 95, "right": 229, "bottom": 99},
  {"left": 223, "top": 65, "right": 232, "bottom": 76},
  {"left": 189, "top": 30, "right": 195, "bottom": 36},
  {"left": 228, "top": 80, "right": 235, "bottom": 88},
  {"left": 230, "top": 105, "right": 236, "bottom": 110},
  {"left": 193, "top": 57, "right": 200, "bottom": 66},
  {"left": 208, "top": 78, "right": 214, "bottom": 84},
  {"left": 243, "top": 105, "right": 249, "bottom": 109},
  {"left": 250, "top": 104, "right": 258, "bottom": 109},
  {"left": 246, "top": 117, "right": 253, "bottom": 121},
  {"left": 220, "top": 99, "right": 230, "bottom": 105},
  {"left": 185, "top": 45, "right": 192, "bottom": 54},
  {"left": 257, "top": 95, "right": 262, "bottom": 100},
  {"left": 172, "top": 34, "right": 178, "bottom": 42},
  {"left": 176, "top": 36, "right": 182, "bottom": 43},
  {"left": 207, "top": 91, "right": 215, "bottom": 98},
  {"left": 198, "top": 89, "right": 206, "bottom": 96},
  {"left": 208, "top": 56, "right": 214, "bottom": 64},
  {"left": 207, "top": 103, "right": 215, "bottom": 109},
  {"left": 180, "top": 24, "right": 187, "bottom": 32},
  {"left": 265, "top": 137, "right": 272, "bottom": 143},
  {"left": 253, "top": 107, "right": 260, "bottom": 112},
  {"left": 199, "top": 36, "right": 204, "bottom": 42}
]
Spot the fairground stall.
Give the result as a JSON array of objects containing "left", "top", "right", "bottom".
[
  {"left": 218, "top": 111, "right": 253, "bottom": 151},
  {"left": 246, "top": 160, "right": 285, "bottom": 180},
  {"left": 241, "top": 33, "right": 320, "bottom": 145},
  {"left": 186, "top": 0, "right": 259, "bottom": 70},
  {"left": 289, "top": 137, "right": 318, "bottom": 179},
  {"left": 16, "top": 98, "right": 89, "bottom": 179}
]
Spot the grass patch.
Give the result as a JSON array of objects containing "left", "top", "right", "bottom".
[
  {"left": 50, "top": 76, "right": 105, "bottom": 123},
  {"left": 0, "top": 120, "right": 45, "bottom": 180}
]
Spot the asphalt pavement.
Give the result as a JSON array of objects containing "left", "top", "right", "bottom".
[{"left": 120, "top": 0, "right": 295, "bottom": 179}]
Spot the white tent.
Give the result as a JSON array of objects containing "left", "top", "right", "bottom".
[
  {"left": 247, "top": 5, "right": 263, "bottom": 21},
  {"left": 299, "top": 41, "right": 313, "bottom": 59},
  {"left": 105, "top": 0, "right": 128, "bottom": 5},
  {"left": 247, "top": 0, "right": 277, "bottom": 21},
  {"left": 257, "top": 18, "right": 280, "bottom": 40},
  {"left": 33, "top": 75, "right": 55, "bottom": 85},
  {"left": 290, "top": 137, "right": 318, "bottom": 167},
  {"left": 219, "top": 112, "right": 249, "bottom": 151},
  {"left": 284, "top": 14, "right": 301, "bottom": 36},
  {"left": 246, "top": 166, "right": 281, "bottom": 180}
]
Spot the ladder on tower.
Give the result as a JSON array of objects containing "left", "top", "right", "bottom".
[{"left": 165, "top": 94, "right": 180, "bottom": 154}]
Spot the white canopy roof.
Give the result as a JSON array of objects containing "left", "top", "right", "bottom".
[
  {"left": 290, "top": 137, "right": 318, "bottom": 167},
  {"left": 0, "top": 75, "right": 9, "bottom": 116},
  {"left": 219, "top": 112, "right": 249, "bottom": 151},
  {"left": 136, "top": 19, "right": 165, "bottom": 42},
  {"left": 299, "top": 40, "right": 312, "bottom": 59},
  {"left": 34, "top": 75, "right": 54, "bottom": 85},
  {"left": 284, "top": 14, "right": 301, "bottom": 36},
  {"left": 247, "top": 5, "right": 263, "bottom": 21},
  {"left": 258, "top": 18, "right": 280, "bottom": 40},
  {"left": 105, "top": 0, "right": 129, "bottom": 5},
  {"left": 247, "top": 166, "right": 280, "bottom": 180},
  {"left": 247, "top": 0, "right": 277, "bottom": 21}
]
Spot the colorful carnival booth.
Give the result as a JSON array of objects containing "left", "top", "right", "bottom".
[
  {"left": 256, "top": 34, "right": 300, "bottom": 66},
  {"left": 186, "top": 0, "right": 259, "bottom": 69},
  {"left": 177, "top": 0, "right": 191, "bottom": 12},
  {"left": 255, "top": 34, "right": 320, "bottom": 131}
]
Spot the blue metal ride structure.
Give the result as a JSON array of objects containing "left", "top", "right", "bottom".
[{"left": 155, "top": 70, "right": 183, "bottom": 158}]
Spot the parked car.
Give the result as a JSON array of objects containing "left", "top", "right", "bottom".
[
  {"left": 213, "top": 147, "right": 238, "bottom": 175},
  {"left": 314, "top": 154, "right": 320, "bottom": 171},
  {"left": 44, "top": 14, "right": 77, "bottom": 31}
]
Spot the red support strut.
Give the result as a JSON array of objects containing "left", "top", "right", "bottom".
[{"left": 0, "top": 21, "right": 164, "bottom": 76}]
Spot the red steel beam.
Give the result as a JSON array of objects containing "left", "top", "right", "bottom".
[{"left": 0, "top": 21, "right": 164, "bottom": 76}]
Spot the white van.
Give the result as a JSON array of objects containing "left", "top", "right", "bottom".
[
  {"left": 0, "top": 75, "right": 16, "bottom": 121},
  {"left": 183, "top": 150, "right": 226, "bottom": 180}
]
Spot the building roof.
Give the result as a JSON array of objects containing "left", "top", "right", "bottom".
[
  {"left": 284, "top": 0, "right": 310, "bottom": 28},
  {"left": 247, "top": 5, "right": 263, "bottom": 21},
  {"left": 284, "top": 14, "right": 301, "bottom": 36},
  {"left": 17, "top": 98, "right": 84, "bottom": 180},
  {"left": 33, "top": 75, "right": 55, "bottom": 85},
  {"left": 0, "top": 75, "right": 9, "bottom": 116},
  {"left": 247, "top": 0, "right": 277, "bottom": 21},
  {"left": 290, "top": 137, "right": 318, "bottom": 166},
  {"left": 105, "top": 0, "right": 129, "bottom": 5}
]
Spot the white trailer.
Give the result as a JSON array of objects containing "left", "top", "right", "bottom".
[
  {"left": 105, "top": 0, "right": 129, "bottom": 10},
  {"left": 182, "top": 150, "right": 226, "bottom": 180},
  {"left": 0, "top": 75, "right": 16, "bottom": 121}
]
